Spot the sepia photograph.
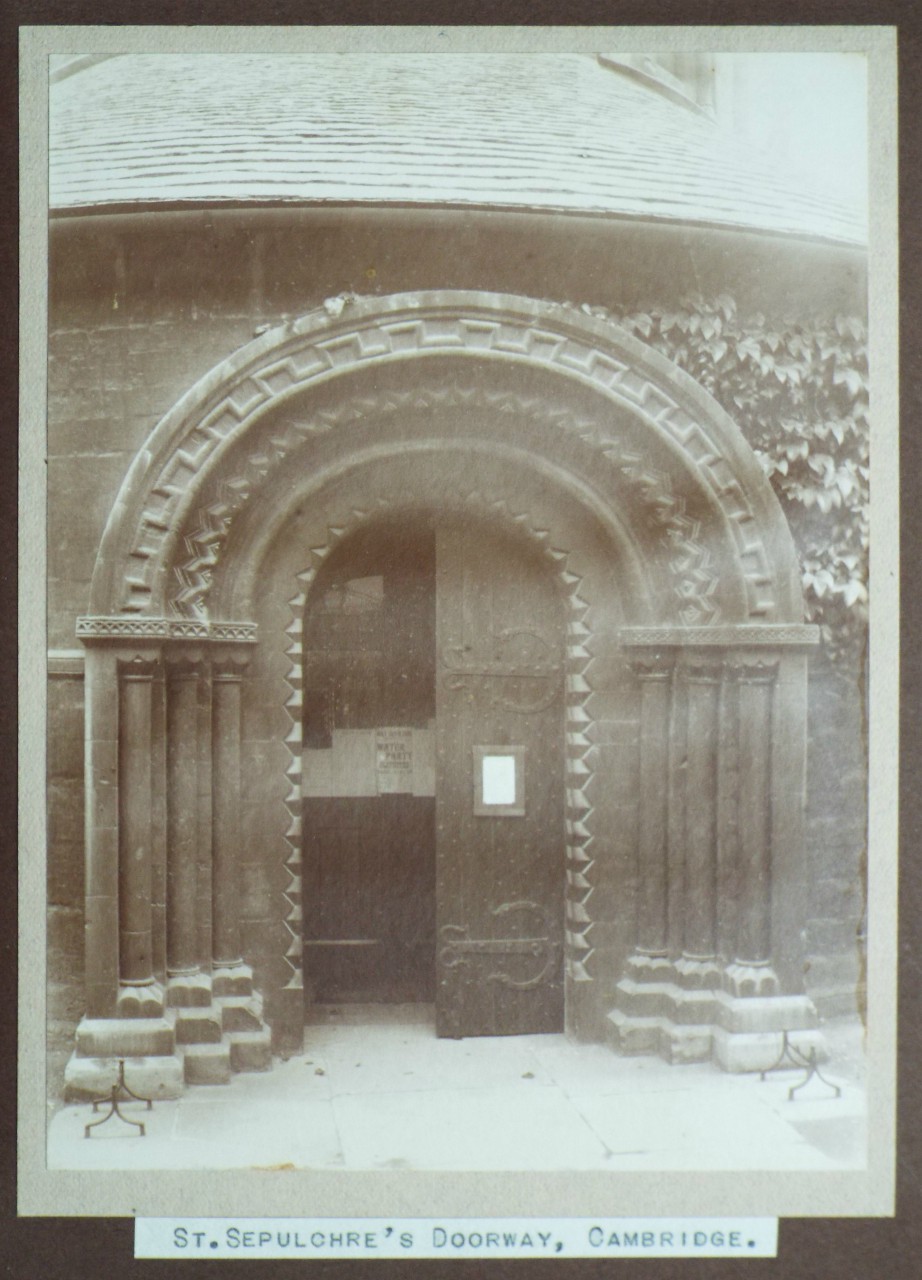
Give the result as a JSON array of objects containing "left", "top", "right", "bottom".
[{"left": 19, "top": 25, "right": 898, "bottom": 1222}]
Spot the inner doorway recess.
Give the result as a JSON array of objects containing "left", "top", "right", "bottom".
[
  {"left": 301, "top": 512, "right": 566, "bottom": 1036},
  {"left": 302, "top": 520, "right": 437, "bottom": 1004}
]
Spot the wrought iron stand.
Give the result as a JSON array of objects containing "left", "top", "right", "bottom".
[
  {"left": 84, "top": 1058, "right": 154, "bottom": 1138},
  {"left": 759, "top": 1031, "right": 842, "bottom": 1101}
]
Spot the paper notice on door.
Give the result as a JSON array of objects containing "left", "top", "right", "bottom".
[{"left": 376, "top": 727, "right": 414, "bottom": 794}]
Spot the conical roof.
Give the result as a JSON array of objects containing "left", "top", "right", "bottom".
[{"left": 49, "top": 52, "right": 865, "bottom": 246}]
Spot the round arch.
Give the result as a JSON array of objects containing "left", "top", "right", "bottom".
[
  {"left": 71, "top": 291, "right": 821, "bottom": 1092},
  {"left": 86, "top": 290, "right": 805, "bottom": 626}
]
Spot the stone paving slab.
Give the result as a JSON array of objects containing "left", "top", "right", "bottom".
[{"left": 47, "top": 1009, "right": 867, "bottom": 1173}]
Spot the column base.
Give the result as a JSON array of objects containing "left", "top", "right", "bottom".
[
  {"left": 64, "top": 1051, "right": 184, "bottom": 1102},
  {"left": 228, "top": 1028, "right": 273, "bottom": 1072},
  {"left": 166, "top": 971, "right": 213, "bottom": 1008},
  {"left": 116, "top": 982, "right": 165, "bottom": 1018},
  {"left": 213, "top": 963, "right": 255, "bottom": 997},
  {"left": 712, "top": 1027, "right": 827, "bottom": 1073},
  {"left": 180, "top": 1042, "right": 233, "bottom": 1086},
  {"left": 605, "top": 1010, "right": 716, "bottom": 1063},
  {"left": 64, "top": 977, "right": 274, "bottom": 1099},
  {"left": 607, "top": 960, "right": 822, "bottom": 1072}
]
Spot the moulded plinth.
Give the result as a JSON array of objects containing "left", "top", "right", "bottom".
[
  {"left": 63, "top": 1052, "right": 184, "bottom": 1101},
  {"left": 182, "top": 1042, "right": 232, "bottom": 1086},
  {"left": 711, "top": 1027, "right": 828, "bottom": 1073}
]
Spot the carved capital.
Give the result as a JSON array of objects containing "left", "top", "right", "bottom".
[
  {"left": 77, "top": 617, "right": 257, "bottom": 645},
  {"left": 117, "top": 654, "right": 159, "bottom": 682},
  {"left": 682, "top": 660, "right": 723, "bottom": 686},
  {"left": 630, "top": 656, "right": 673, "bottom": 682},
  {"left": 725, "top": 658, "right": 780, "bottom": 685},
  {"left": 163, "top": 652, "right": 206, "bottom": 678},
  {"left": 621, "top": 625, "right": 820, "bottom": 648},
  {"left": 211, "top": 654, "right": 250, "bottom": 681}
]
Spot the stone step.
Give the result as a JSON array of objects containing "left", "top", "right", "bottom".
[
  {"left": 811, "top": 985, "right": 865, "bottom": 1019},
  {"left": 174, "top": 1007, "right": 224, "bottom": 1045},
  {"left": 64, "top": 1051, "right": 184, "bottom": 1101},
  {"left": 229, "top": 1028, "right": 272, "bottom": 1073},
  {"left": 183, "top": 1043, "right": 232, "bottom": 1086},
  {"left": 216, "top": 994, "right": 264, "bottom": 1033},
  {"left": 606, "top": 1008, "right": 666, "bottom": 1057}
]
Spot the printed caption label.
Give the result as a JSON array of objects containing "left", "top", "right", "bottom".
[{"left": 136, "top": 1217, "right": 778, "bottom": 1258}]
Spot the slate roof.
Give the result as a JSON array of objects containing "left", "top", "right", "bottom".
[{"left": 49, "top": 53, "right": 865, "bottom": 246}]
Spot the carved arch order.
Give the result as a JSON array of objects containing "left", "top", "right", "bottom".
[
  {"left": 275, "top": 494, "right": 600, "bottom": 992},
  {"left": 174, "top": 383, "right": 722, "bottom": 627},
  {"left": 88, "top": 291, "right": 804, "bottom": 624}
]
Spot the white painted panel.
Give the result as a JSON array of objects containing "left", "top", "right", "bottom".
[
  {"left": 331, "top": 729, "right": 377, "bottom": 797},
  {"left": 482, "top": 754, "right": 516, "bottom": 806}
]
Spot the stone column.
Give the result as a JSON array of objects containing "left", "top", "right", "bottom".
[
  {"left": 116, "top": 656, "right": 163, "bottom": 1015},
  {"left": 607, "top": 657, "right": 675, "bottom": 1056},
  {"left": 211, "top": 658, "right": 245, "bottom": 972},
  {"left": 678, "top": 660, "right": 722, "bottom": 982},
  {"left": 209, "top": 650, "right": 271, "bottom": 1071},
  {"left": 633, "top": 659, "right": 672, "bottom": 964},
  {"left": 723, "top": 659, "right": 780, "bottom": 996},
  {"left": 82, "top": 646, "right": 120, "bottom": 1019},
  {"left": 165, "top": 657, "right": 209, "bottom": 994}
]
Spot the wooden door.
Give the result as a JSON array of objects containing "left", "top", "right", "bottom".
[
  {"left": 302, "top": 525, "right": 437, "bottom": 1004},
  {"left": 435, "top": 522, "right": 565, "bottom": 1037}
]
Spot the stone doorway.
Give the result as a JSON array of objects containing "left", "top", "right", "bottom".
[
  {"left": 301, "top": 519, "right": 438, "bottom": 1006},
  {"left": 298, "top": 512, "right": 568, "bottom": 1038}
]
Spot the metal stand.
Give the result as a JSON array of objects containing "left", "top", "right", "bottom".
[
  {"left": 84, "top": 1059, "right": 154, "bottom": 1138},
  {"left": 759, "top": 1031, "right": 842, "bottom": 1101}
]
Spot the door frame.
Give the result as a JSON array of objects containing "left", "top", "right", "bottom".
[
  {"left": 75, "top": 291, "right": 816, "bottom": 1078},
  {"left": 291, "top": 501, "right": 597, "bottom": 1030}
]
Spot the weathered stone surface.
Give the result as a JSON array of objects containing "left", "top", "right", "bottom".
[
  {"left": 182, "top": 1042, "right": 232, "bottom": 1086},
  {"left": 174, "top": 1008, "right": 223, "bottom": 1045},
  {"left": 228, "top": 1028, "right": 273, "bottom": 1073},
  {"left": 712, "top": 1028, "right": 827, "bottom": 1074},
  {"left": 217, "top": 995, "right": 264, "bottom": 1034},
  {"left": 166, "top": 972, "right": 213, "bottom": 1008},
  {"left": 713, "top": 991, "right": 817, "bottom": 1035},
  {"left": 212, "top": 964, "right": 253, "bottom": 997},
  {"left": 64, "top": 1052, "right": 184, "bottom": 1101},
  {"left": 116, "top": 982, "right": 165, "bottom": 1019},
  {"left": 75, "top": 1016, "right": 174, "bottom": 1057}
]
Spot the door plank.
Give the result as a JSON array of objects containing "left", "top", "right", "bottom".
[{"left": 435, "top": 522, "right": 565, "bottom": 1037}]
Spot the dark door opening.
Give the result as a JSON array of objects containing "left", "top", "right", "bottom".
[
  {"left": 300, "top": 513, "right": 566, "bottom": 1034},
  {"left": 301, "top": 520, "right": 437, "bottom": 1003}
]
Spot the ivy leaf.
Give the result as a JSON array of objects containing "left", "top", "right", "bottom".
[
  {"left": 736, "top": 336, "right": 762, "bottom": 361},
  {"left": 832, "top": 366, "right": 866, "bottom": 399}
]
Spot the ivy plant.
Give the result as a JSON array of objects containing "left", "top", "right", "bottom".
[{"left": 578, "top": 295, "right": 869, "bottom": 669}]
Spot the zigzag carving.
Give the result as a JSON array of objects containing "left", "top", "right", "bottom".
[
  {"left": 119, "top": 308, "right": 778, "bottom": 619},
  {"left": 171, "top": 385, "right": 721, "bottom": 625},
  {"left": 285, "top": 492, "right": 599, "bottom": 989}
]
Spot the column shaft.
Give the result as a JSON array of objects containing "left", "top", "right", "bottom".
[
  {"left": 118, "top": 660, "right": 156, "bottom": 984},
  {"left": 83, "top": 647, "right": 120, "bottom": 1017},
  {"left": 683, "top": 663, "right": 721, "bottom": 960},
  {"left": 636, "top": 666, "right": 671, "bottom": 956},
  {"left": 735, "top": 664, "right": 777, "bottom": 964},
  {"left": 212, "top": 666, "right": 244, "bottom": 968},
  {"left": 166, "top": 662, "right": 201, "bottom": 976}
]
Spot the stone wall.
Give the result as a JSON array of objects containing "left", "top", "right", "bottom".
[
  {"left": 45, "top": 213, "right": 868, "bottom": 1099},
  {"left": 804, "top": 653, "right": 868, "bottom": 1017}
]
